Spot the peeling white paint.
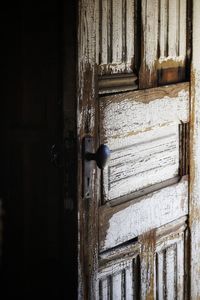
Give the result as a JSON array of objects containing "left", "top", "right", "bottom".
[
  {"left": 98, "top": 220, "right": 186, "bottom": 299},
  {"left": 99, "top": 177, "right": 188, "bottom": 251},
  {"left": 159, "top": 55, "right": 185, "bottom": 63},
  {"left": 142, "top": 0, "right": 158, "bottom": 71},
  {"left": 100, "top": 86, "right": 189, "bottom": 143},
  {"left": 98, "top": 0, "right": 135, "bottom": 75},
  {"left": 103, "top": 124, "right": 179, "bottom": 201}
]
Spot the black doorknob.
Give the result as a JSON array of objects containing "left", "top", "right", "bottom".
[{"left": 85, "top": 144, "right": 111, "bottom": 169}]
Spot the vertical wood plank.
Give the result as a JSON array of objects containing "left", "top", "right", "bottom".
[
  {"left": 77, "top": 0, "right": 99, "bottom": 298},
  {"left": 140, "top": 231, "right": 156, "bottom": 300},
  {"left": 96, "top": 0, "right": 100, "bottom": 64},
  {"left": 98, "top": 0, "right": 136, "bottom": 75},
  {"left": 126, "top": 0, "right": 135, "bottom": 65},
  {"left": 112, "top": 272, "right": 122, "bottom": 299},
  {"left": 140, "top": 0, "right": 159, "bottom": 88},
  {"left": 100, "top": 278, "right": 109, "bottom": 300},
  {"left": 101, "top": 0, "right": 108, "bottom": 64},
  {"left": 177, "top": 239, "right": 184, "bottom": 300},
  {"left": 179, "top": 0, "right": 187, "bottom": 57},
  {"left": 125, "top": 266, "right": 133, "bottom": 300},
  {"left": 122, "top": 0, "right": 126, "bottom": 62},
  {"left": 156, "top": 252, "right": 164, "bottom": 300},
  {"left": 190, "top": 0, "right": 200, "bottom": 298},
  {"left": 159, "top": 0, "right": 168, "bottom": 58},
  {"left": 166, "top": 246, "right": 177, "bottom": 299},
  {"left": 132, "top": 256, "right": 140, "bottom": 299},
  {"left": 107, "top": 0, "right": 112, "bottom": 64},
  {"left": 168, "top": 0, "right": 179, "bottom": 57},
  {"left": 112, "top": 0, "right": 123, "bottom": 63}
]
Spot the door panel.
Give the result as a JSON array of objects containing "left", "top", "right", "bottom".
[
  {"left": 140, "top": 0, "right": 190, "bottom": 88},
  {"left": 99, "top": 255, "right": 140, "bottom": 299},
  {"left": 98, "top": 0, "right": 139, "bottom": 93},
  {"left": 100, "top": 83, "right": 189, "bottom": 202},
  {"left": 99, "top": 177, "right": 188, "bottom": 251},
  {"left": 98, "top": 217, "right": 187, "bottom": 299},
  {"left": 98, "top": 0, "right": 136, "bottom": 75}
]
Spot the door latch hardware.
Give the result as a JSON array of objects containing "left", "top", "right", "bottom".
[
  {"left": 83, "top": 137, "right": 111, "bottom": 199},
  {"left": 85, "top": 143, "right": 111, "bottom": 170},
  {"left": 83, "top": 137, "right": 94, "bottom": 199}
]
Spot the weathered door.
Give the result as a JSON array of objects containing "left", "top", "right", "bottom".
[{"left": 78, "top": 0, "right": 200, "bottom": 299}]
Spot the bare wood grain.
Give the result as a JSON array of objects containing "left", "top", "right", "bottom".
[{"left": 189, "top": 0, "right": 200, "bottom": 298}]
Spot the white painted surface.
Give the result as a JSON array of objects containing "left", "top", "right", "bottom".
[
  {"left": 98, "top": 0, "right": 135, "bottom": 75},
  {"left": 168, "top": 0, "right": 179, "bottom": 57},
  {"left": 100, "top": 85, "right": 189, "bottom": 144},
  {"left": 159, "top": 0, "right": 168, "bottom": 58},
  {"left": 126, "top": 0, "right": 135, "bottom": 65},
  {"left": 166, "top": 245, "right": 176, "bottom": 299},
  {"left": 125, "top": 266, "right": 133, "bottom": 300},
  {"left": 112, "top": 272, "right": 122, "bottom": 299},
  {"left": 101, "top": 278, "right": 109, "bottom": 300},
  {"left": 101, "top": 0, "right": 109, "bottom": 64},
  {"left": 103, "top": 124, "right": 179, "bottom": 201},
  {"left": 112, "top": 0, "right": 123, "bottom": 63},
  {"left": 99, "top": 177, "right": 188, "bottom": 251},
  {"left": 98, "top": 219, "right": 186, "bottom": 299},
  {"left": 156, "top": 232, "right": 185, "bottom": 300},
  {"left": 179, "top": 0, "right": 187, "bottom": 57},
  {"left": 100, "top": 84, "right": 189, "bottom": 201},
  {"left": 142, "top": 0, "right": 187, "bottom": 76},
  {"left": 157, "top": 252, "right": 164, "bottom": 299},
  {"left": 98, "top": 256, "right": 140, "bottom": 300},
  {"left": 177, "top": 239, "right": 185, "bottom": 299}
]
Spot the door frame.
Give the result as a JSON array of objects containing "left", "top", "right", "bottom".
[
  {"left": 77, "top": 0, "right": 200, "bottom": 298},
  {"left": 189, "top": 0, "right": 200, "bottom": 298}
]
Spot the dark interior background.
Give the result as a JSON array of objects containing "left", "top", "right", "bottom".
[{"left": 0, "top": 1, "right": 77, "bottom": 298}]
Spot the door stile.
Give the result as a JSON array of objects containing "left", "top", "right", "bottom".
[
  {"left": 189, "top": 0, "right": 200, "bottom": 298},
  {"left": 77, "top": 0, "right": 99, "bottom": 298},
  {"left": 139, "top": 0, "right": 159, "bottom": 89}
]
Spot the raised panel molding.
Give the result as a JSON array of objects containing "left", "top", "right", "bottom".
[
  {"left": 140, "top": 0, "right": 190, "bottom": 87},
  {"left": 98, "top": 218, "right": 187, "bottom": 299},
  {"left": 98, "top": 0, "right": 189, "bottom": 91},
  {"left": 98, "top": 0, "right": 138, "bottom": 94},
  {"left": 100, "top": 83, "right": 189, "bottom": 203},
  {"left": 99, "top": 177, "right": 188, "bottom": 251},
  {"left": 98, "top": 0, "right": 135, "bottom": 74},
  {"left": 156, "top": 232, "right": 186, "bottom": 299},
  {"left": 104, "top": 125, "right": 179, "bottom": 201},
  {"left": 158, "top": 0, "right": 187, "bottom": 60},
  {"left": 157, "top": 0, "right": 188, "bottom": 85},
  {"left": 98, "top": 255, "right": 140, "bottom": 299}
]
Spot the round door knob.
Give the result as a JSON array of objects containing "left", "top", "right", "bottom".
[{"left": 85, "top": 144, "right": 111, "bottom": 169}]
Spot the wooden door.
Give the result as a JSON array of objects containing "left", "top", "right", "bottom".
[
  {"left": 78, "top": 0, "right": 200, "bottom": 299},
  {"left": 1, "top": 2, "right": 63, "bottom": 298}
]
